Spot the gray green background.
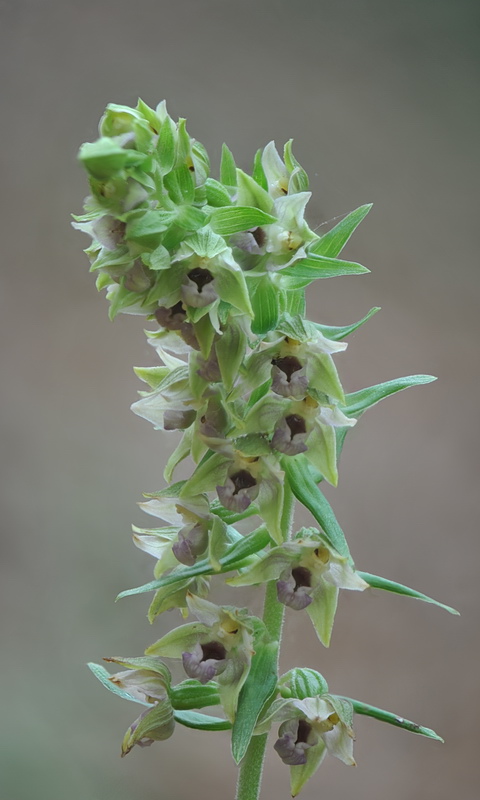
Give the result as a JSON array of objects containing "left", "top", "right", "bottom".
[{"left": 1, "top": 1, "right": 478, "bottom": 798}]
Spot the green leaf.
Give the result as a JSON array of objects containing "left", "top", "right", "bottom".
[
  {"left": 210, "top": 207, "right": 276, "bottom": 236},
  {"left": 314, "top": 307, "right": 381, "bottom": 341},
  {"left": 339, "top": 697, "right": 444, "bottom": 742},
  {"left": 87, "top": 662, "right": 150, "bottom": 706},
  {"left": 344, "top": 375, "right": 437, "bottom": 418},
  {"left": 358, "top": 572, "right": 459, "bottom": 615},
  {"left": 170, "top": 680, "right": 221, "bottom": 710},
  {"left": 205, "top": 178, "right": 233, "bottom": 207},
  {"left": 174, "top": 710, "right": 231, "bottom": 731},
  {"left": 282, "top": 455, "right": 352, "bottom": 561},
  {"left": 220, "top": 143, "right": 237, "bottom": 186},
  {"left": 232, "top": 640, "right": 278, "bottom": 763},
  {"left": 281, "top": 253, "right": 370, "bottom": 285},
  {"left": 249, "top": 274, "right": 281, "bottom": 335},
  {"left": 309, "top": 204, "right": 372, "bottom": 258}
]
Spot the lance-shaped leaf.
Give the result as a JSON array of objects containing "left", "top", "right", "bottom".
[
  {"left": 358, "top": 572, "right": 459, "bottom": 615},
  {"left": 282, "top": 455, "right": 352, "bottom": 561},
  {"left": 174, "top": 710, "right": 231, "bottom": 731},
  {"left": 232, "top": 640, "right": 279, "bottom": 763},
  {"left": 344, "top": 374, "right": 437, "bottom": 418},
  {"left": 314, "top": 307, "right": 381, "bottom": 341},
  {"left": 210, "top": 207, "right": 277, "bottom": 236},
  {"left": 308, "top": 204, "right": 372, "bottom": 259},
  {"left": 338, "top": 696, "right": 444, "bottom": 742},
  {"left": 280, "top": 253, "right": 370, "bottom": 286}
]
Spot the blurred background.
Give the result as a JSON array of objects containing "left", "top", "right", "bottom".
[{"left": 1, "top": 1, "right": 479, "bottom": 798}]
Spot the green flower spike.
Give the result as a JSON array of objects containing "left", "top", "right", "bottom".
[
  {"left": 256, "top": 694, "right": 355, "bottom": 796},
  {"left": 229, "top": 528, "right": 367, "bottom": 645},
  {"left": 146, "top": 595, "right": 257, "bottom": 721}
]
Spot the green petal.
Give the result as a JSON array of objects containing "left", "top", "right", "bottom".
[
  {"left": 290, "top": 739, "right": 327, "bottom": 797},
  {"left": 306, "top": 583, "right": 339, "bottom": 647}
]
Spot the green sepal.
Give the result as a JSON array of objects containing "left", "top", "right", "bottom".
[
  {"left": 156, "top": 115, "right": 176, "bottom": 174},
  {"left": 314, "top": 307, "right": 380, "bottom": 341},
  {"left": 133, "top": 365, "right": 170, "bottom": 390},
  {"left": 208, "top": 515, "right": 229, "bottom": 572},
  {"left": 279, "top": 668, "right": 329, "bottom": 700},
  {"left": 210, "top": 206, "right": 276, "bottom": 236},
  {"left": 164, "top": 427, "right": 194, "bottom": 483},
  {"left": 358, "top": 572, "right": 459, "bottom": 615},
  {"left": 176, "top": 205, "right": 206, "bottom": 231},
  {"left": 215, "top": 323, "right": 247, "bottom": 391},
  {"left": 180, "top": 452, "right": 229, "bottom": 496},
  {"left": 290, "top": 740, "right": 327, "bottom": 797},
  {"left": 339, "top": 696, "right": 444, "bottom": 742},
  {"left": 282, "top": 455, "right": 352, "bottom": 561},
  {"left": 78, "top": 138, "right": 146, "bottom": 180},
  {"left": 309, "top": 204, "right": 372, "bottom": 259},
  {"left": 220, "top": 143, "right": 237, "bottom": 186},
  {"left": 205, "top": 178, "right": 233, "bottom": 207},
  {"left": 232, "top": 640, "right": 278, "bottom": 763},
  {"left": 193, "top": 314, "right": 217, "bottom": 359},
  {"left": 280, "top": 253, "right": 369, "bottom": 286},
  {"left": 248, "top": 273, "right": 281, "bottom": 335},
  {"left": 174, "top": 710, "right": 231, "bottom": 731},
  {"left": 142, "top": 245, "right": 170, "bottom": 271},
  {"left": 87, "top": 662, "right": 150, "bottom": 706},
  {"left": 146, "top": 622, "right": 212, "bottom": 658},
  {"left": 305, "top": 582, "right": 339, "bottom": 647},
  {"left": 125, "top": 209, "right": 176, "bottom": 248},
  {"left": 284, "top": 139, "right": 309, "bottom": 193},
  {"left": 103, "top": 656, "right": 172, "bottom": 680},
  {"left": 344, "top": 374, "right": 437, "bottom": 418},
  {"left": 252, "top": 148, "right": 268, "bottom": 191},
  {"left": 122, "top": 697, "right": 175, "bottom": 754},
  {"left": 213, "top": 264, "right": 253, "bottom": 317},
  {"left": 117, "top": 526, "right": 271, "bottom": 599},
  {"left": 236, "top": 169, "right": 274, "bottom": 213},
  {"left": 304, "top": 421, "right": 338, "bottom": 487},
  {"left": 170, "top": 679, "right": 221, "bottom": 710}
]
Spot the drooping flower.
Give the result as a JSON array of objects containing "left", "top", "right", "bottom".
[
  {"left": 256, "top": 693, "right": 356, "bottom": 795},
  {"left": 229, "top": 528, "right": 368, "bottom": 645}
]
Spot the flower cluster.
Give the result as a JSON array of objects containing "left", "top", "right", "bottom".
[{"left": 77, "top": 100, "right": 448, "bottom": 798}]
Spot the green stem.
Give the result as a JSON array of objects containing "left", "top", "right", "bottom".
[{"left": 235, "top": 481, "right": 295, "bottom": 800}]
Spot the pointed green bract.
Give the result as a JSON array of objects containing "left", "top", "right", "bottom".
[
  {"left": 359, "top": 572, "right": 459, "bottom": 615},
  {"left": 340, "top": 697, "right": 444, "bottom": 742},
  {"left": 232, "top": 640, "right": 278, "bottom": 763},
  {"left": 344, "top": 374, "right": 437, "bottom": 417},
  {"left": 210, "top": 206, "right": 277, "bottom": 235},
  {"left": 174, "top": 710, "right": 231, "bottom": 731},
  {"left": 309, "top": 204, "right": 372, "bottom": 259}
]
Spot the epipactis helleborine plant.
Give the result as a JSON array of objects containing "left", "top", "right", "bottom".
[{"left": 75, "top": 99, "right": 458, "bottom": 799}]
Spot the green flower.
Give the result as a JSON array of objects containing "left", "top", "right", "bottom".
[
  {"left": 146, "top": 595, "right": 257, "bottom": 721},
  {"left": 229, "top": 528, "right": 367, "bottom": 645},
  {"left": 256, "top": 694, "right": 355, "bottom": 795},
  {"left": 102, "top": 656, "right": 175, "bottom": 756}
]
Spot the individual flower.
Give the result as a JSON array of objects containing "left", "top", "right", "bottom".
[
  {"left": 256, "top": 694, "right": 355, "bottom": 795},
  {"left": 246, "top": 390, "right": 356, "bottom": 486},
  {"left": 130, "top": 367, "right": 197, "bottom": 432},
  {"left": 180, "top": 446, "right": 284, "bottom": 542},
  {"left": 145, "top": 595, "right": 257, "bottom": 721},
  {"left": 136, "top": 492, "right": 228, "bottom": 570},
  {"left": 102, "top": 656, "right": 175, "bottom": 756},
  {"left": 229, "top": 528, "right": 368, "bottom": 645},
  {"left": 261, "top": 140, "right": 309, "bottom": 199}
]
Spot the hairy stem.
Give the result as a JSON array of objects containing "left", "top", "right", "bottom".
[{"left": 235, "top": 481, "right": 295, "bottom": 800}]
